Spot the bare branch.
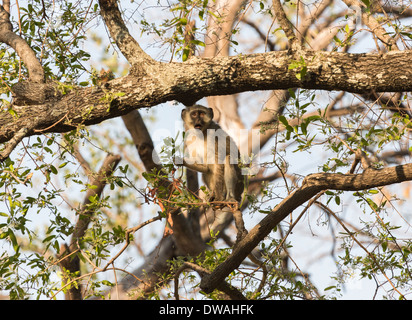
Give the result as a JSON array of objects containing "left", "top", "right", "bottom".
[
  {"left": 59, "top": 153, "right": 121, "bottom": 300},
  {"left": 342, "top": 0, "right": 400, "bottom": 50},
  {"left": 272, "top": 0, "right": 300, "bottom": 50},
  {"left": 98, "top": 0, "right": 155, "bottom": 66},
  {"left": 203, "top": 0, "right": 245, "bottom": 58},
  {"left": 200, "top": 162, "right": 412, "bottom": 294},
  {"left": 0, "top": 5, "right": 44, "bottom": 82},
  {"left": 297, "top": 0, "right": 333, "bottom": 42},
  {"left": 71, "top": 153, "right": 121, "bottom": 244},
  {"left": 122, "top": 110, "right": 161, "bottom": 172},
  {"left": 175, "top": 262, "right": 247, "bottom": 300}
]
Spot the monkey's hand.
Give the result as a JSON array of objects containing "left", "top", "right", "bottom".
[{"left": 173, "top": 156, "right": 185, "bottom": 167}]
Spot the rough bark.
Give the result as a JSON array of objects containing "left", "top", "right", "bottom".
[
  {"left": 1, "top": 0, "right": 411, "bottom": 160},
  {"left": 1, "top": 50, "right": 411, "bottom": 149}
]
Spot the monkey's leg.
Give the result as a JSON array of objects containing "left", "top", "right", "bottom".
[
  {"left": 232, "top": 209, "right": 248, "bottom": 247},
  {"left": 207, "top": 163, "right": 225, "bottom": 202},
  {"left": 224, "top": 156, "right": 237, "bottom": 201}
]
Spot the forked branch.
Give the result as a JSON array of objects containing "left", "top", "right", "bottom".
[{"left": 200, "top": 162, "right": 412, "bottom": 294}]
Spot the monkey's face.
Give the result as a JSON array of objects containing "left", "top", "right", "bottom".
[{"left": 182, "top": 106, "right": 214, "bottom": 132}]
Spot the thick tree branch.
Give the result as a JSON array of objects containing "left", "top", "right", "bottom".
[
  {"left": 203, "top": 0, "right": 245, "bottom": 137},
  {"left": 1, "top": 49, "right": 411, "bottom": 158},
  {"left": 200, "top": 163, "right": 412, "bottom": 293},
  {"left": 203, "top": 0, "right": 245, "bottom": 57}
]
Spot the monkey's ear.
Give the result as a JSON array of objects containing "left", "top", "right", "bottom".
[
  {"left": 181, "top": 108, "right": 187, "bottom": 119},
  {"left": 207, "top": 107, "right": 214, "bottom": 119}
]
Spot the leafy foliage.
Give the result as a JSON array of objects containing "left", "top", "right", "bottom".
[{"left": 1, "top": 0, "right": 412, "bottom": 300}]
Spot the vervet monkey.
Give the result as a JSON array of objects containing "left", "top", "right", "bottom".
[
  {"left": 178, "top": 106, "right": 264, "bottom": 273},
  {"left": 178, "top": 105, "right": 244, "bottom": 203}
]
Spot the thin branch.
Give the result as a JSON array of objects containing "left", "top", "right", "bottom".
[
  {"left": 174, "top": 261, "right": 247, "bottom": 300},
  {"left": 70, "top": 153, "right": 121, "bottom": 246},
  {"left": 59, "top": 153, "right": 121, "bottom": 300},
  {"left": 342, "top": 0, "right": 399, "bottom": 50},
  {"left": 327, "top": 205, "right": 405, "bottom": 299},
  {"left": 200, "top": 162, "right": 412, "bottom": 294},
  {"left": 2, "top": 0, "right": 10, "bottom": 13},
  {"left": 102, "top": 215, "right": 163, "bottom": 272},
  {"left": 0, "top": 5, "right": 44, "bottom": 82},
  {"left": 297, "top": 0, "right": 332, "bottom": 41}
]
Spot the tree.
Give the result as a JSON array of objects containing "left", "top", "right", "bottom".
[{"left": 0, "top": 0, "right": 411, "bottom": 300}]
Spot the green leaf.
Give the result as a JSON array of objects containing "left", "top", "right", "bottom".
[
  {"left": 400, "top": 32, "right": 412, "bottom": 40},
  {"left": 182, "top": 48, "right": 190, "bottom": 62},
  {"left": 335, "top": 196, "right": 341, "bottom": 206},
  {"left": 288, "top": 88, "right": 296, "bottom": 99},
  {"left": 43, "top": 235, "right": 55, "bottom": 243},
  {"left": 324, "top": 285, "right": 336, "bottom": 291},
  {"left": 301, "top": 121, "right": 308, "bottom": 135},
  {"left": 50, "top": 165, "right": 58, "bottom": 175},
  {"left": 299, "top": 66, "right": 307, "bottom": 80},
  {"left": 361, "top": 0, "right": 370, "bottom": 7},
  {"left": 8, "top": 230, "right": 19, "bottom": 252},
  {"left": 278, "top": 115, "right": 289, "bottom": 127},
  {"left": 102, "top": 280, "right": 114, "bottom": 287},
  {"left": 288, "top": 61, "right": 300, "bottom": 70},
  {"left": 192, "top": 39, "right": 205, "bottom": 47}
]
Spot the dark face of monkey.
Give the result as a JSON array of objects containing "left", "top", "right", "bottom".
[{"left": 182, "top": 105, "right": 214, "bottom": 132}]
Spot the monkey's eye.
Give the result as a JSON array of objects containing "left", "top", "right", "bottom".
[{"left": 199, "top": 112, "right": 205, "bottom": 118}]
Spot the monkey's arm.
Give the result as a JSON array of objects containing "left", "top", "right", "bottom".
[
  {"left": 174, "top": 156, "right": 210, "bottom": 174},
  {"left": 183, "top": 161, "right": 210, "bottom": 174}
]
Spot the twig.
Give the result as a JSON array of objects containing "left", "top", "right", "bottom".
[
  {"left": 174, "top": 261, "right": 247, "bottom": 300},
  {"left": 326, "top": 204, "right": 406, "bottom": 299},
  {"left": 33, "top": 112, "right": 69, "bottom": 133},
  {"left": 102, "top": 215, "right": 162, "bottom": 272}
]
